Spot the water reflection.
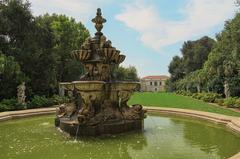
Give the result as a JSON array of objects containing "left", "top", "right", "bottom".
[
  {"left": 71, "top": 131, "right": 148, "bottom": 159},
  {"left": 170, "top": 116, "right": 240, "bottom": 158},
  {"left": 0, "top": 115, "right": 240, "bottom": 159}
]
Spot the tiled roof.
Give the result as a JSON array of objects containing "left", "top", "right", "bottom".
[{"left": 142, "top": 75, "right": 169, "bottom": 80}]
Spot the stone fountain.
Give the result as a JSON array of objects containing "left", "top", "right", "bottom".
[{"left": 55, "top": 8, "right": 146, "bottom": 136}]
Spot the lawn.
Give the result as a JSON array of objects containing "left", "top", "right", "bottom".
[{"left": 128, "top": 92, "right": 240, "bottom": 117}]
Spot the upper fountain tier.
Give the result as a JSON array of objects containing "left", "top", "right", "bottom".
[{"left": 71, "top": 8, "right": 125, "bottom": 81}]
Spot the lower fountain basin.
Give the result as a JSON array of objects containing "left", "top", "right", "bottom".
[{"left": 59, "top": 119, "right": 143, "bottom": 136}]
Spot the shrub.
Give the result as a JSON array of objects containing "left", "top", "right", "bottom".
[
  {"left": 190, "top": 92, "right": 221, "bottom": 103},
  {"left": 51, "top": 95, "right": 70, "bottom": 105},
  {"left": 0, "top": 98, "right": 26, "bottom": 112},
  {"left": 201, "top": 93, "right": 221, "bottom": 103},
  {"left": 215, "top": 98, "right": 224, "bottom": 106},
  {"left": 176, "top": 90, "right": 192, "bottom": 96},
  {"left": 27, "top": 95, "right": 54, "bottom": 109},
  {"left": 223, "top": 97, "right": 238, "bottom": 108},
  {"left": 0, "top": 95, "right": 70, "bottom": 112},
  {"left": 191, "top": 93, "right": 203, "bottom": 100},
  {"left": 0, "top": 103, "right": 12, "bottom": 112},
  {"left": 235, "top": 99, "right": 240, "bottom": 108}
]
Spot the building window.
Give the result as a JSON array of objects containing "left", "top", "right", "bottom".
[
  {"left": 154, "top": 81, "right": 158, "bottom": 86},
  {"left": 159, "top": 81, "right": 162, "bottom": 86},
  {"left": 150, "top": 82, "right": 152, "bottom": 85},
  {"left": 155, "top": 88, "right": 157, "bottom": 91}
]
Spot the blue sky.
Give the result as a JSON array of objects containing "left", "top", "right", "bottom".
[{"left": 30, "top": 0, "right": 238, "bottom": 77}]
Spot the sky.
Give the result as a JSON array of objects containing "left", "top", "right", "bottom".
[{"left": 30, "top": 0, "right": 238, "bottom": 77}]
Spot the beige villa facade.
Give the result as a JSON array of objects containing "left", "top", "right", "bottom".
[{"left": 140, "top": 75, "right": 169, "bottom": 92}]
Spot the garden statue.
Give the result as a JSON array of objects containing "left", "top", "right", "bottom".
[
  {"left": 55, "top": 8, "right": 146, "bottom": 136},
  {"left": 17, "top": 82, "right": 26, "bottom": 105}
]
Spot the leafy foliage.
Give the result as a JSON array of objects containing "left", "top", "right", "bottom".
[
  {"left": 168, "top": 12, "right": 240, "bottom": 99},
  {"left": 0, "top": 98, "right": 25, "bottom": 111},
  {"left": 0, "top": 0, "right": 90, "bottom": 99},
  {"left": 114, "top": 66, "right": 139, "bottom": 81},
  {"left": 167, "top": 36, "right": 215, "bottom": 91},
  {"left": 223, "top": 97, "right": 240, "bottom": 108},
  {"left": 0, "top": 95, "right": 70, "bottom": 111},
  {"left": 0, "top": 53, "right": 25, "bottom": 100}
]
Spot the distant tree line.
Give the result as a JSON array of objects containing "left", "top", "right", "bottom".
[
  {"left": 0, "top": 0, "right": 139, "bottom": 101},
  {"left": 166, "top": 12, "right": 240, "bottom": 98}
]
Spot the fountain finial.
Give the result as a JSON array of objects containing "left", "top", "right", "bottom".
[{"left": 92, "top": 8, "right": 106, "bottom": 35}]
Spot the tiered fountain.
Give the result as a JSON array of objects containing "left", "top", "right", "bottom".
[{"left": 55, "top": 8, "right": 146, "bottom": 136}]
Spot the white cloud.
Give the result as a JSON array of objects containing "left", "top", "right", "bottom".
[
  {"left": 116, "top": 0, "right": 237, "bottom": 51},
  {"left": 30, "top": 0, "right": 110, "bottom": 22}
]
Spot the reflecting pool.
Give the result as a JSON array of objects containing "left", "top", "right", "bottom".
[{"left": 0, "top": 114, "right": 240, "bottom": 159}]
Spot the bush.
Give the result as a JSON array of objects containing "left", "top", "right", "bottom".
[
  {"left": 215, "top": 98, "right": 224, "bottom": 106},
  {"left": 27, "top": 95, "right": 54, "bottom": 109},
  {"left": 0, "top": 95, "right": 70, "bottom": 112},
  {"left": 51, "top": 95, "right": 70, "bottom": 105},
  {"left": 0, "top": 102, "right": 13, "bottom": 112},
  {"left": 0, "top": 98, "right": 26, "bottom": 112},
  {"left": 190, "top": 92, "right": 221, "bottom": 103},
  {"left": 223, "top": 97, "right": 239, "bottom": 108},
  {"left": 235, "top": 99, "right": 240, "bottom": 108},
  {"left": 201, "top": 93, "right": 221, "bottom": 103},
  {"left": 191, "top": 93, "right": 203, "bottom": 100},
  {"left": 176, "top": 90, "right": 192, "bottom": 96},
  {"left": 27, "top": 95, "right": 69, "bottom": 109}
]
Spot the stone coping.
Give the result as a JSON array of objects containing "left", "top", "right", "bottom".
[
  {"left": 0, "top": 107, "right": 56, "bottom": 121},
  {"left": 0, "top": 106, "right": 240, "bottom": 158}
]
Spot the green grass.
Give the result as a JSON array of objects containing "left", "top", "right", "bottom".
[{"left": 128, "top": 92, "right": 240, "bottom": 117}]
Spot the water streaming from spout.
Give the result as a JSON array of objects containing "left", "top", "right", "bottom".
[
  {"left": 118, "top": 97, "right": 122, "bottom": 108},
  {"left": 75, "top": 124, "right": 80, "bottom": 141}
]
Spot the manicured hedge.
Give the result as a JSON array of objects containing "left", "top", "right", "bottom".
[{"left": 176, "top": 91, "right": 240, "bottom": 109}]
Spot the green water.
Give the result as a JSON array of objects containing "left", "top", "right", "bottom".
[{"left": 0, "top": 114, "right": 240, "bottom": 159}]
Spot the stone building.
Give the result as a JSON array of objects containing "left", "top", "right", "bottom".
[{"left": 140, "top": 75, "right": 169, "bottom": 92}]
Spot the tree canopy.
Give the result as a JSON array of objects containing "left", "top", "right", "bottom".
[
  {"left": 168, "top": 12, "right": 240, "bottom": 97},
  {"left": 114, "top": 66, "right": 139, "bottom": 82},
  {"left": 167, "top": 36, "right": 215, "bottom": 90},
  {"left": 0, "top": 0, "right": 90, "bottom": 98}
]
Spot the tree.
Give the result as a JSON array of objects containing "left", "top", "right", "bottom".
[
  {"left": 167, "top": 36, "right": 215, "bottom": 92},
  {"left": 181, "top": 36, "right": 215, "bottom": 74},
  {"left": 36, "top": 14, "right": 90, "bottom": 82},
  {"left": 0, "top": 53, "right": 25, "bottom": 100},
  {"left": 202, "top": 13, "right": 240, "bottom": 97},
  {"left": 236, "top": 0, "right": 240, "bottom": 6},
  {"left": 0, "top": 0, "right": 90, "bottom": 98},
  {"left": 168, "top": 56, "right": 185, "bottom": 82},
  {"left": 114, "top": 66, "right": 139, "bottom": 81},
  {"left": 0, "top": 0, "right": 34, "bottom": 57},
  {"left": 174, "top": 13, "right": 240, "bottom": 97},
  {"left": 168, "top": 36, "right": 215, "bottom": 83}
]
